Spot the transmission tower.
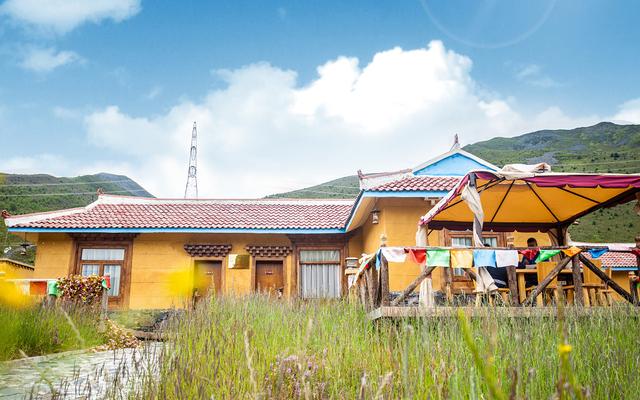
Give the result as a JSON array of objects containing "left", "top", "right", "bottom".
[{"left": 184, "top": 122, "right": 198, "bottom": 198}]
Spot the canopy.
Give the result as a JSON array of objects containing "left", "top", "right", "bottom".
[{"left": 419, "top": 165, "right": 640, "bottom": 233}]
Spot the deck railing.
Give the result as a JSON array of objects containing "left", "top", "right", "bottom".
[{"left": 350, "top": 243, "right": 640, "bottom": 311}]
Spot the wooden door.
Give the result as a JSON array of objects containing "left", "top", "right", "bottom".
[
  {"left": 194, "top": 260, "right": 222, "bottom": 299},
  {"left": 255, "top": 261, "right": 284, "bottom": 296}
]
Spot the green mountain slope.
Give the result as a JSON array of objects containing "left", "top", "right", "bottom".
[
  {"left": 1, "top": 172, "right": 152, "bottom": 264},
  {"left": 268, "top": 175, "right": 360, "bottom": 199},
  {"left": 272, "top": 122, "right": 640, "bottom": 242}
]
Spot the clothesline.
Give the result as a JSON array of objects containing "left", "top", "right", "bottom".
[{"left": 351, "top": 245, "right": 635, "bottom": 287}]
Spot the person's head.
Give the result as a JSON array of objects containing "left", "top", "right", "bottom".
[{"left": 527, "top": 237, "right": 538, "bottom": 247}]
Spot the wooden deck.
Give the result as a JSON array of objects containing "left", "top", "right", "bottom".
[{"left": 367, "top": 306, "right": 640, "bottom": 320}]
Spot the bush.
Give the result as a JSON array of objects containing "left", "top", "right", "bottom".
[{"left": 57, "top": 275, "right": 105, "bottom": 305}]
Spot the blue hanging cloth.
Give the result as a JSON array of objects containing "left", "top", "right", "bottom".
[
  {"left": 375, "top": 249, "right": 382, "bottom": 270},
  {"left": 587, "top": 248, "right": 608, "bottom": 259}
]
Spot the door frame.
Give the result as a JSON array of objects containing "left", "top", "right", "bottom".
[
  {"left": 193, "top": 256, "right": 226, "bottom": 296},
  {"left": 251, "top": 257, "right": 286, "bottom": 293}
]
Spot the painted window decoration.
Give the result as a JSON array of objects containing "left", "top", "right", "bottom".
[
  {"left": 80, "top": 247, "right": 125, "bottom": 297},
  {"left": 300, "top": 250, "right": 341, "bottom": 299},
  {"left": 451, "top": 237, "right": 498, "bottom": 276}
]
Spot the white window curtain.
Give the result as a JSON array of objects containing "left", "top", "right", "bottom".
[
  {"left": 300, "top": 250, "right": 341, "bottom": 299},
  {"left": 81, "top": 264, "right": 100, "bottom": 276},
  {"left": 81, "top": 248, "right": 125, "bottom": 261}
]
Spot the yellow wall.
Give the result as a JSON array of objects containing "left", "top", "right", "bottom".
[
  {"left": 0, "top": 260, "right": 34, "bottom": 279},
  {"left": 356, "top": 198, "right": 444, "bottom": 291},
  {"left": 33, "top": 233, "right": 73, "bottom": 280},
  {"left": 28, "top": 232, "right": 298, "bottom": 309}
]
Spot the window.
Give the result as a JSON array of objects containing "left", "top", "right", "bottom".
[
  {"left": 450, "top": 236, "right": 499, "bottom": 276},
  {"left": 79, "top": 247, "right": 125, "bottom": 297},
  {"left": 299, "top": 249, "right": 341, "bottom": 299}
]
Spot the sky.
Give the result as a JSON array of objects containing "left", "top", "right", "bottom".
[{"left": 1, "top": 0, "right": 639, "bottom": 198}]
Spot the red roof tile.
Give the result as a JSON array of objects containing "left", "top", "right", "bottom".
[
  {"left": 369, "top": 176, "right": 460, "bottom": 192},
  {"left": 584, "top": 252, "right": 637, "bottom": 268},
  {"left": 7, "top": 195, "right": 354, "bottom": 231}
]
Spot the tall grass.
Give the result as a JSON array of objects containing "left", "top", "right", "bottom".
[
  {"left": 0, "top": 305, "right": 104, "bottom": 361},
  {"left": 129, "top": 296, "right": 639, "bottom": 399}
]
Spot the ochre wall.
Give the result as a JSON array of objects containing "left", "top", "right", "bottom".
[
  {"left": 357, "top": 198, "right": 444, "bottom": 291},
  {"left": 129, "top": 233, "right": 295, "bottom": 309},
  {"left": 33, "top": 233, "right": 73, "bottom": 280},
  {"left": 29, "top": 232, "right": 297, "bottom": 310},
  {"left": 0, "top": 260, "right": 34, "bottom": 279}
]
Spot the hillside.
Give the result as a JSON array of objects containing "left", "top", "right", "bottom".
[
  {"left": 0, "top": 172, "right": 152, "bottom": 264},
  {"left": 272, "top": 122, "right": 640, "bottom": 242}
]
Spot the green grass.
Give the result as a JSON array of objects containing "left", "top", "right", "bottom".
[
  {"left": 127, "top": 296, "right": 639, "bottom": 399},
  {"left": 0, "top": 305, "right": 105, "bottom": 361}
]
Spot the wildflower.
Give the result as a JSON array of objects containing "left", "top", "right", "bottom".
[{"left": 558, "top": 343, "right": 572, "bottom": 355}]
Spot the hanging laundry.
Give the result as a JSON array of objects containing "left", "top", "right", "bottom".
[
  {"left": 562, "top": 246, "right": 582, "bottom": 258},
  {"left": 473, "top": 249, "right": 497, "bottom": 267},
  {"left": 380, "top": 247, "right": 407, "bottom": 263},
  {"left": 536, "top": 249, "right": 561, "bottom": 262},
  {"left": 427, "top": 249, "right": 450, "bottom": 267},
  {"left": 450, "top": 249, "right": 474, "bottom": 269},
  {"left": 495, "top": 250, "right": 519, "bottom": 268},
  {"left": 587, "top": 248, "right": 608, "bottom": 259},
  {"left": 519, "top": 248, "right": 539, "bottom": 263},
  {"left": 406, "top": 248, "right": 426, "bottom": 264}
]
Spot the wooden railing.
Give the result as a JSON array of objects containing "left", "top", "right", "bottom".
[{"left": 351, "top": 242, "right": 640, "bottom": 310}]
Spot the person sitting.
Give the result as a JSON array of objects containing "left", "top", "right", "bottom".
[{"left": 518, "top": 237, "right": 539, "bottom": 287}]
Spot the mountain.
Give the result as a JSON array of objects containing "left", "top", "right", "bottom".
[
  {"left": 267, "top": 175, "right": 360, "bottom": 199},
  {"left": 0, "top": 172, "right": 152, "bottom": 264},
  {"left": 271, "top": 122, "right": 640, "bottom": 242}
]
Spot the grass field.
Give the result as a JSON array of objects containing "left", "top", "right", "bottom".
[{"left": 120, "top": 296, "right": 639, "bottom": 399}]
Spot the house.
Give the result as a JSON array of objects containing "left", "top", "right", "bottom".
[{"left": 3, "top": 143, "right": 550, "bottom": 309}]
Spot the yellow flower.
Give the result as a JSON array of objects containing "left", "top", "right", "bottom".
[{"left": 558, "top": 343, "right": 572, "bottom": 355}]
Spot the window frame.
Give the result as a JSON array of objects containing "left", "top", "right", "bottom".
[
  {"left": 71, "top": 240, "right": 132, "bottom": 308},
  {"left": 444, "top": 230, "right": 506, "bottom": 282},
  {"left": 296, "top": 245, "right": 344, "bottom": 299}
]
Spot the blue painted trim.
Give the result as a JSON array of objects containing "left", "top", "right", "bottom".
[
  {"left": 611, "top": 267, "right": 639, "bottom": 271},
  {"left": 343, "top": 191, "right": 365, "bottom": 231},
  {"left": 8, "top": 227, "right": 345, "bottom": 234},
  {"left": 362, "top": 190, "right": 450, "bottom": 198}
]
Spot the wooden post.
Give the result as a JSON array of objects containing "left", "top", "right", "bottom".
[
  {"left": 579, "top": 254, "right": 637, "bottom": 305},
  {"left": 365, "top": 266, "right": 377, "bottom": 310},
  {"left": 571, "top": 255, "right": 584, "bottom": 306},
  {"left": 101, "top": 286, "right": 109, "bottom": 318},
  {"left": 524, "top": 256, "right": 572, "bottom": 306},
  {"left": 506, "top": 265, "right": 518, "bottom": 306},
  {"left": 379, "top": 253, "right": 390, "bottom": 307},
  {"left": 629, "top": 273, "right": 639, "bottom": 304},
  {"left": 390, "top": 266, "right": 436, "bottom": 306},
  {"left": 359, "top": 279, "right": 368, "bottom": 308},
  {"left": 443, "top": 267, "right": 453, "bottom": 302}
]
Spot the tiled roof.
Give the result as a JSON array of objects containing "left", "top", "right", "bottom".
[
  {"left": 584, "top": 252, "right": 638, "bottom": 269},
  {"left": 6, "top": 195, "right": 355, "bottom": 231},
  {"left": 368, "top": 176, "right": 460, "bottom": 192}
]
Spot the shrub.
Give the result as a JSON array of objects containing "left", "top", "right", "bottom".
[{"left": 57, "top": 275, "right": 105, "bottom": 305}]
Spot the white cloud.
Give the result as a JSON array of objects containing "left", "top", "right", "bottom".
[
  {"left": 612, "top": 98, "right": 640, "bottom": 124},
  {"left": 516, "top": 64, "right": 560, "bottom": 88},
  {"left": 1, "top": 0, "right": 141, "bottom": 34},
  {"left": 20, "top": 46, "right": 83, "bottom": 72},
  {"left": 6, "top": 41, "right": 637, "bottom": 198}
]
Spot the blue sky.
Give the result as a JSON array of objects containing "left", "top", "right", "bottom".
[{"left": 1, "top": 0, "right": 639, "bottom": 198}]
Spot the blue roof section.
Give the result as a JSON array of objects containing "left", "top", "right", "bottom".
[{"left": 413, "top": 152, "right": 497, "bottom": 176}]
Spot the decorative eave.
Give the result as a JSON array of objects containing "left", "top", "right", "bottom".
[
  {"left": 184, "top": 244, "right": 233, "bottom": 257},
  {"left": 245, "top": 245, "right": 292, "bottom": 258}
]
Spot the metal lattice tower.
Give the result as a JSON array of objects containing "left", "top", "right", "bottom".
[{"left": 184, "top": 122, "right": 198, "bottom": 198}]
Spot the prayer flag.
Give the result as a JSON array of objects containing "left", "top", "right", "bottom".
[
  {"left": 495, "top": 250, "right": 519, "bottom": 268},
  {"left": 562, "top": 246, "right": 582, "bottom": 257},
  {"left": 450, "top": 250, "right": 473, "bottom": 269},
  {"left": 380, "top": 247, "right": 407, "bottom": 263},
  {"left": 427, "top": 249, "right": 450, "bottom": 267},
  {"left": 587, "top": 248, "right": 608, "bottom": 259},
  {"left": 473, "top": 249, "right": 496, "bottom": 267},
  {"left": 407, "top": 248, "right": 426, "bottom": 264},
  {"left": 536, "top": 249, "right": 561, "bottom": 262}
]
